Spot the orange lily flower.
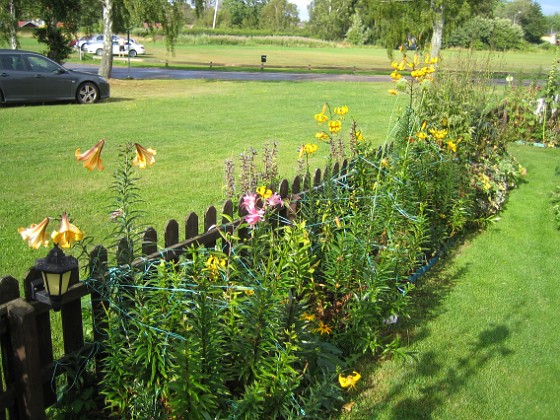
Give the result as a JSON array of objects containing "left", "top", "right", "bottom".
[
  {"left": 132, "top": 143, "right": 157, "bottom": 169},
  {"left": 18, "top": 217, "right": 50, "bottom": 249},
  {"left": 75, "top": 139, "right": 105, "bottom": 171},
  {"left": 51, "top": 213, "right": 84, "bottom": 249}
]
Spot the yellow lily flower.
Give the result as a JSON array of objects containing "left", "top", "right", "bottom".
[
  {"left": 51, "top": 213, "right": 84, "bottom": 249},
  {"left": 75, "top": 139, "right": 105, "bottom": 171},
  {"left": 338, "top": 371, "right": 361, "bottom": 389},
  {"left": 299, "top": 143, "right": 319, "bottom": 159},
  {"left": 314, "top": 113, "right": 328, "bottom": 123},
  {"left": 328, "top": 120, "right": 342, "bottom": 134},
  {"left": 132, "top": 143, "right": 157, "bottom": 169},
  {"left": 334, "top": 105, "right": 349, "bottom": 116},
  {"left": 315, "top": 132, "right": 329, "bottom": 140},
  {"left": 18, "top": 217, "right": 50, "bottom": 249}
]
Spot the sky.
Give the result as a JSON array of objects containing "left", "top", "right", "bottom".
[{"left": 292, "top": 0, "right": 560, "bottom": 22}]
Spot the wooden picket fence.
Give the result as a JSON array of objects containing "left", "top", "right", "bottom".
[{"left": 0, "top": 160, "right": 348, "bottom": 419}]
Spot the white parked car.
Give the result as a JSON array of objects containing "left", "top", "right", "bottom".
[
  {"left": 85, "top": 38, "right": 145, "bottom": 57},
  {"left": 76, "top": 34, "right": 118, "bottom": 51}
]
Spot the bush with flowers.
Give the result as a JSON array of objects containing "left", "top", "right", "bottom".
[{"left": 16, "top": 50, "right": 529, "bottom": 419}]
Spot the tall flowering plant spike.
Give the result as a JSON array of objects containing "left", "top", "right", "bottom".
[
  {"left": 18, "top": 217, "right": 50, "bottom": 249},
  {"left": 51, "top": 213, "right": 85, "bottom": 249},
  {"left": 132, "top": 143, "right": 157, "bottom": 169},
  {"left": 75, "top": 139, "right": 105, "bottom": 171}
]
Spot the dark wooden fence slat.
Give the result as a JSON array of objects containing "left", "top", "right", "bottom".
[
  {"left": 0, "top": 277, "right": 19, "bottom": 305},
  {"left": 164, "top": 219, "right": 179, "bottom": 248},
  {"left": 142, "top": 227, "right": 158, "bottom": 256},
  {"left": 204, "top": 206, "right": 218, "bottom": 249},
  {"left": 8, "top": 298, "right": 46, "bottom": 420},
  {"left": 185, "top": 212, "right": 199, "bottom": 241},
  {"left": 313, "top": 168, "right": 322, "bottom": 187}
]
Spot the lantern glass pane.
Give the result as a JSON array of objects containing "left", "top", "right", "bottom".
[{"left": 42, "top": 270, "right": 71, "bottom": 297}]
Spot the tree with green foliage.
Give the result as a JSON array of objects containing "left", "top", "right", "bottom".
[
  {"left": 545, "top": 13, "right": 560, "bottom": 33},
  {"left": 0, "top": 0, "right": 22, "bottom": 49},
  {"left": 308, "top": 0, "right": 353, "bottom": 41},
  {"left": 495, "top": 0, "right": 546, "bottom": 43},
  {"left": 447, "top": 16, "right": 524, "bottom": 50},
  {"left": 33, "top": 0, "right": 82, "bottom": 62},
  {"left": 363, "top": 0, "right": 497, "bottom": 57},
  {"left": 345, "top": 11, "right": 371, "bottom": 45},
  {"left": 260, "top": 0, "right": 299, "bottom": 31}
]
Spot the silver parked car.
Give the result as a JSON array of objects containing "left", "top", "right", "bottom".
[{"left": 0, "top": 50, "right": 110, "bottom": 104}]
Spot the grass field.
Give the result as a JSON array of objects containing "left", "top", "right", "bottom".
[
  {"left": 14, "top": 33, "right": 557, "bottom": 76},
  {"left": 0, "top": 78, "right": 399, "bottom": 280},
  {"left": 340, "top": 144, "right": 560, "bottom": 419}
]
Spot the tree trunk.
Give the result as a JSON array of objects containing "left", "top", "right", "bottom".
[
  {"left": 98, "top": 0, "right": 113, "bottom": 79},
  {"left": 430, "top": 5, "right": 444, "bottom": 58},
  {"left": 8, "top": 0, "right": 18, "bottom": 49}
]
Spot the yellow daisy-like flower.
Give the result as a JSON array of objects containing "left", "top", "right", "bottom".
[
  {"left": 338, "top": 371, "right": 361, "bottom": 390},
  {"left": 75, "top": 139, "right": 105, "bottom": 171},
  {"left": 18, "top": 217, "right": 50, "bottom": 249},
  {"left": 51, "top": 213, "right": 84, "bottom": 249},
  {"left": 315, "top": 132, "right": 329, "bottom": 140},
  {"left": 132, "top": 143, "right": 157, "bottom": 169},
  {"left": 429, "top": 128, "right": 448, "bottom": 140},
  {"left": 333, "top": 105, "right": 348, "bottom": 116},
  {"left": 328, "top": 120, "right": 342, "bottom": 134},
  {"left": 388, "top": 89, "right": 399, "bottom": 96},
  {"left": 390, "top": 70, "right": 402, "bottom": 81},
  {"left": 315, "top": 321, "right": 332, "bottom": 335},
  {"left": 256, "top": 185, "right": 273, "bottom": 199},
  {"left": 314, "top": 113, "right": 328, "bottom": 123},
  {"left": 381, "top": 158, "right": 389, "bottom": 168},
  {"left": 300, "top": 312, "right": 316, "bottom": 322},
  {"left": 417, "top": 131, "right": 428, "bottom": 140},
  {"left": 446, "top": 140, "right": 457, "bottom": 153}
]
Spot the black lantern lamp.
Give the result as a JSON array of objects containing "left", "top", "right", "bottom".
[{"left": 33, "top": 244, "right": 79, "bottom": 311}]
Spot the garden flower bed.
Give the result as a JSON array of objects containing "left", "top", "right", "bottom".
[{"left": 15, "top": 51, "right": 556, "bottom": 418}]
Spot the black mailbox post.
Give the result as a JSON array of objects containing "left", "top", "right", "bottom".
[{"left": 261, "top": 55, "right": 267, "bottom": 63}]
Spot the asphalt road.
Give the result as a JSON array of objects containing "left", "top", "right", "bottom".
[{"left": 66, "top": 63, "right": 391, "bottom": 83}]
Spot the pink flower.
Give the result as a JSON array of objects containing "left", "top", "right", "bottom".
[
  {"left": 244, "top": 207, "right": 265, "bottom": 226},
  {"left": 241, "top": 193, "right": 258, "bottom": 211},
  {"left": 266, "top": 193, "right": 284, "bottom": 208}
]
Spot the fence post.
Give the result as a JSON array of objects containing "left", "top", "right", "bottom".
[
  {"left": 89, "top": 245, "right": 108, "bottom": 382},
  {"left": 8, "top": 299, "right": 46, "bottom": 419},
  {"left": 1, "top": 276, "right": 20, "bottom": 419}
]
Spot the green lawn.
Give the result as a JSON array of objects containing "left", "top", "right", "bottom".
[
  {"left": 14, "top": 33, "right": 557, "bottom": 76},
  {"left": 340, "top": 144, "right": 560, "bottom": 419},
  {"left": 0, "top": 79, "right": 399, "bottom": 281}
]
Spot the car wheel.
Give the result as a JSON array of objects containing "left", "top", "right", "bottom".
[
  {"left": 96, "top": 48, "right": 103, "bottom": 56},
  {"left": 81, "top": 44, "right": 88, "bottom": 51},
  {"left": 128, "top": 50, "right": 137, "bottom": 58},
  {"left": 76, "top": 82, "right": 99, "bottom": 104}
]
